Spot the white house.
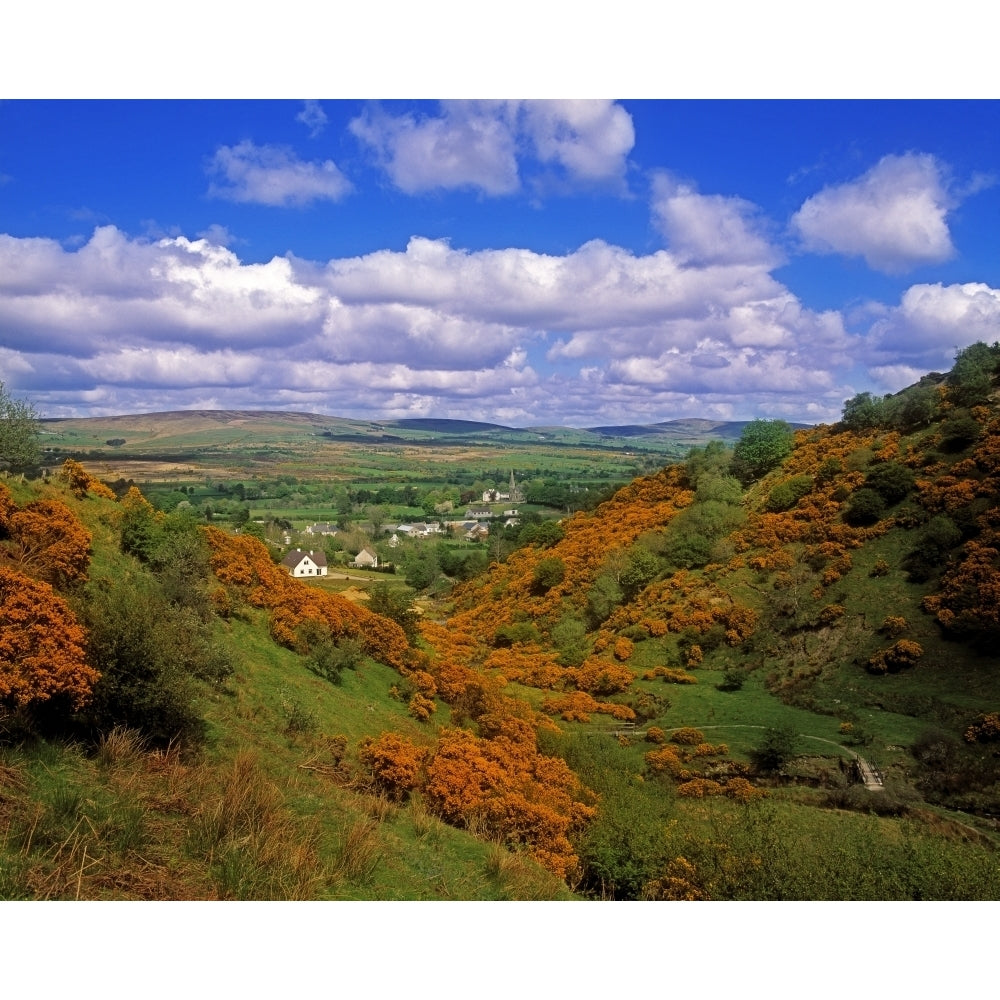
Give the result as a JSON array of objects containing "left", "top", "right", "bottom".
[{"left": 281, "top": 548, "right": 328, "bottom": 578}]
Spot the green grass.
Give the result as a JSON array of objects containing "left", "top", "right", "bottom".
[
  {"left": 663, "top": 795, "right": 1000, "bottom": 900},
  {"left": 191, "top": 614, "right": 572, "bottom": 900},
  {"left": 16, "top": 401, "right": 1000, "bottom": 899},
  {"left": 0, "top": 610, "right": 572, "bottom": 900}
]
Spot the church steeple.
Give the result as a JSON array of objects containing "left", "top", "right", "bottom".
[{"left": 509, "top": 470, "right": 523, "bottom": 503}]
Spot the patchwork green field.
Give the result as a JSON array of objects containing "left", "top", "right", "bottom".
[{"left": 40, "top": 410, "right": 751, "bottom": 487}]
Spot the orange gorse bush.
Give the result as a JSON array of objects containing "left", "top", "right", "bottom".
[
  {"left": 965, "top": 712, "right": 1000, "bottom": 744},
  {"left": 613, "top": 636, "right": 634, "bottom": 661},
  {"left": 642, "top": 665, "right": 698, "bottom": 684},
  {"left": 868, "top": 639, "right": 924, "bottom": 674},
  {"left": 879, "top": 615, "right": 909, "bottom": 637},
  {"left": 0, "top": 565, "right": 98, "bottom": 709},
  {"left": 358, "top": 732, "right": 427, "bottom": 800},
  {"left": 203, "top": 527, "right": 411, "bottom": 672},
  {"left": 59, "top": 459, "right": 117, "bottom": 500},
  {"left": 642, "top": 857, "right": 708, "bottom": 901},
  {"left": 0, "top": 487, "right": 92, "bottom": 587},
  {"left": 671, "top": 727, "right": 706, "bottom": 745}
]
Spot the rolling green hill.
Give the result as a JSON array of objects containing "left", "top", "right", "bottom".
[
  {"left": 39, "top": 410, "right": 757, "bottom": 471},
  {"left": 5, "top": 343, "right": 1000, "bottom": 899}
]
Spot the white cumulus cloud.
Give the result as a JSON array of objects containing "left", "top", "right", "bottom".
[
  {"left": 521, "top": 100, "right": 634, "bottom": 185},
  {"left": 207, "top": 140, "right": 352, "bottom": 207},
  {"left": 349, "top": 103, "right": 520, "bottom": 195},
  {"left": 651, "top": 172, "right": 780, "bottom": 267},
  {"left": 349, "top": 100, "right": 635, "bottom": 196},
  {"left": 865, "top": 281, "right": 1000, "bottom": 374},
  {"left": 791, "top": 152, "right": 955, "bottom": 273},
  {"left": 0, "top": 222, "right": 896, "bottom": 425}
]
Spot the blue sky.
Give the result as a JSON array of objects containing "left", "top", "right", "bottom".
[{"left": 2, "top": 91, "right": 999, "bottom": 426}]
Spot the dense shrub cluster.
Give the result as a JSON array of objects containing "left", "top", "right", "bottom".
[{"left": 204, "top": 527, "right": 411, "bottom": 672}]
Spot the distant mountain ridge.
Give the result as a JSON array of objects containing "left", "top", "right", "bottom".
[{"left": 41, "top": 409, "right": 777, "bottom": 442}]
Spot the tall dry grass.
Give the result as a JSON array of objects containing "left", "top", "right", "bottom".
[{"left": 185, "top": 751, "right": 326, "bottom": 900}]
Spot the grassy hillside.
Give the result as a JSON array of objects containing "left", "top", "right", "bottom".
[
  {"left": 0, "top": 467, "right": 571, "bottom": 900},
  {"left": 5, "top": 343, "right": 1000, "bottom": 899},
  {"left": 409, "top": 343, "right": 1000, "bottom": 897}
]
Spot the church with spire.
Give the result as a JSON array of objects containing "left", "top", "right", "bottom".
[{"left": 482, "top": 470, "right": 524, "bottom": 504}]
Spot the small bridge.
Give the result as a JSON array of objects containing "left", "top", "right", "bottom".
[{"left": 851, "top": 753, "right": 885, "bottom": 790}]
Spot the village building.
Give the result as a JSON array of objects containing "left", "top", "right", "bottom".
[
  {"left": 391, "top": 521, "right": 443, "bottom": 539},
  {"left": 481, "top": 470, "right": 525, "bottom": 504},
  {"left": 352, "top": 546, "right": 379, "bottom": 568},
  {"left": 447, "top": 520, "right": 480, "bottom": 536},
  {"left": 281, "top": 548, "right": 328, "bottom": 578},
  {"left": 304, "top": 522, "right": 339, "bottom": 536}
]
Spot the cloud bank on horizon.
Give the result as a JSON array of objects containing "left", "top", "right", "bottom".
[{"left": 1, "top": 99, "right": 998, "bottom": 426}]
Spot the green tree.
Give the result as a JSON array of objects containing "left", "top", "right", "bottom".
[
  {"left": 333, "top": 487, "right": 353, "bottom": 528},
  {"left": 730, "top": 419, "right": 794, "bottom": 484},
  {"left": 587, "top": 573, "right": 624, "bottom": 627},
  {"left": 750, "top": 725, "right": 799, "bottom": 773},
  {"left": 619, "top": 544, "right": 661, "bottom": 598},
  {"left": 903, "top": 515, "right": 962, "bottom": 582},
  {"left": 517, "top": 518, "right": 564, "bottom": 549},
  {"left": 0, "top": 381, "right": 41, "bottom": 472},
  {"left": 532, "top": 556, "right": 566, "bottom": 592},
  {"left": 765, "top": 475, "right": 813, "bottom": 513},
  {"left": 661, "top": 500, "right": 745, "bottom": 569},
  {"left": 948, "top": 341, "right": 998, "bottom": 408},
  {"left": 550, "top": 613, "right": 590, "bottom": 667},
  {"left": 684, "top": 440, "right": 733, "bottom": 490},
  {"left": 864, "top": 462, "right": 915, "bottom": 504},
  {"left": 694, "top": 470, "right": 743, "bottom": 505},
  {"left": 890, "top": 384, "right": 939, "bottom": 431},
  {"left": 367, "top": 582, "right": 420, "bottom": 644},
  {"left": 403, "top": 547, "right": 439, "bottom": 591},
  {"left": 81, "top": 574, "right": 207, "bottom": 745},
  {"left": 717, "top": 665, "right": 748, "bottom": 691},
  {"left": 366, "top": 504, "right": 387, "bottom": 536},
  {"left": 841, "top": 391, "right": 887, "bottom": 432},
  {"left": 242, "top": 521, "right": 266, "bottom": 542},
  {"left": 939, "top": 412, "right": 982, "bottom": 452},
  {"left": 843, "top": 488, "right": 886, "bottom": 526}
]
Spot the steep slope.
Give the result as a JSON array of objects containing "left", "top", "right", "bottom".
[
  {"left": 403, "top": 344, "right": 1000, "bottom": 897},
  {"left": 0, "top": 463, "right": 572, "bottom": 900}
]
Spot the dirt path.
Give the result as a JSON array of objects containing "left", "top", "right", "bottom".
[{"left": 659, "top": 724, "right": 885, "bottom": 790}]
